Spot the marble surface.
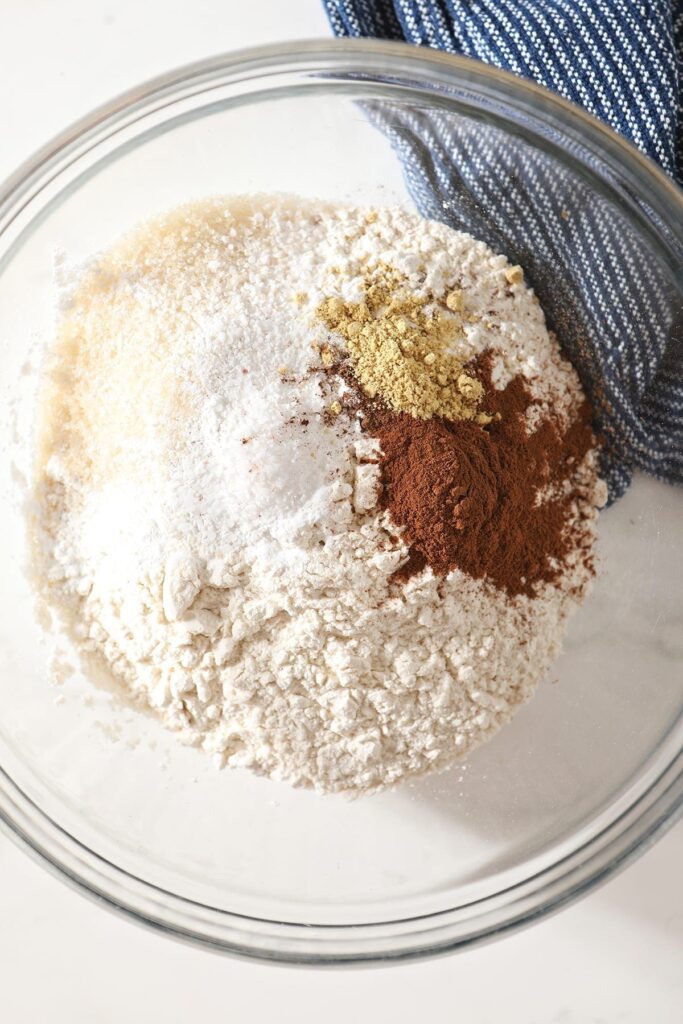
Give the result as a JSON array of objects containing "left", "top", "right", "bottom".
[{"left": 1, "top": 2, "right": 681, "bottom": 1021}]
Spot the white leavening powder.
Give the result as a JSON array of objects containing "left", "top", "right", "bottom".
[{"left": 30, "top": 195, "right": 605, "bottom": 794}]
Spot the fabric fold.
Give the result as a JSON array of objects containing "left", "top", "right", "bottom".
[{"left": 323, "top": 0, "right": 683, "bottom": 498}]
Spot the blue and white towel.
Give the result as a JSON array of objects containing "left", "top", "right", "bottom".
[{"left": 323, "top": 0, "right": 683, "bottom": 500}]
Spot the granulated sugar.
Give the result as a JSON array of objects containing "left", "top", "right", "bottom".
[{"left": 30, "top": 195, "right": 606, "bottom": 794}]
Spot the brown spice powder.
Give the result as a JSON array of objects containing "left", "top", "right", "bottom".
[{"left": 361, "top": 356, "right": 597, "bottom": 597}]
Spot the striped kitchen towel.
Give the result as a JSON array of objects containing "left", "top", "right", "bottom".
[{"left": 323, "top": 0, "right": 683, "bottom": 500}]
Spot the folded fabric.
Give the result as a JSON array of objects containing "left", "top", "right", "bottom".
[{"left": 323, "top": 0, "right": 683, "bottom": 499}]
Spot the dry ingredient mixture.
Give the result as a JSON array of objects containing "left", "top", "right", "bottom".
[{"left": 31, "top": 195, "right": 607, "bottom": 794}]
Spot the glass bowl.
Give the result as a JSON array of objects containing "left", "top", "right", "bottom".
[{"left": 0, "top": 40, "right": 681, "bottom": 965}]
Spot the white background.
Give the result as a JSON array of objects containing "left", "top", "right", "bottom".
[{"left": 1, "top": 2, "right": 681, "bottom": 1020}]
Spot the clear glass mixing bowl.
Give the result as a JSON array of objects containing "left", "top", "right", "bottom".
[{"left": 0, "top": 40, "right": 681, "bottom": 964}]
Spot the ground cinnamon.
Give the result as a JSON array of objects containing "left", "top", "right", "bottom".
[{"left": 362, "top": 355, "right": 597, "bottom": 597}]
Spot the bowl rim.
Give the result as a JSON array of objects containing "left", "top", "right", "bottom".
[
  {"left": 2, "top": 39, "right": 682, "bottom": 245},
  {"left": 0, "top": 38, "right": 681, "bottom": 965}
]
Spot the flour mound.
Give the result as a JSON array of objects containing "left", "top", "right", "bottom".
[{"left": 31, "top": 196, "right": 605, "bottom": 794}]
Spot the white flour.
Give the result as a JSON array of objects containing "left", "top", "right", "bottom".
[{"left": 31, "top": 196, "right": 605, "bottom": 794}]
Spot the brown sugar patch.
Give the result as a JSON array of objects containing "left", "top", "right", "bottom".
[{"left": 361, "top": 354, "right": 597, "bottom": 598}]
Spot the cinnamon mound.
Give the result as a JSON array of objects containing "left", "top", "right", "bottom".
[{"left": 364, "top": 357, "right": 598, "bottom": 597}]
